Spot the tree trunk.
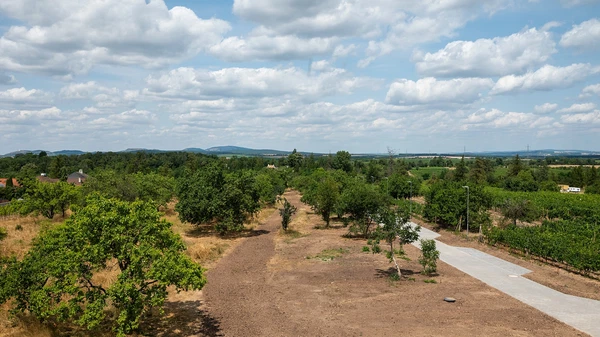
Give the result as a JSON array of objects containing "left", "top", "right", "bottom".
[{"left": 390, "top": 241, "right": 402, "bottom": 278}]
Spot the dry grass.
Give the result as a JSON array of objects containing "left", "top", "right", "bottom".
[{"left": 0, "top": 215, "right": 61, "bottom": 259}]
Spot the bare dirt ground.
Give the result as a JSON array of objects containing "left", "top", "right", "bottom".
[{"left": 200, "top": 191, "right": 586, "bottom": 337}]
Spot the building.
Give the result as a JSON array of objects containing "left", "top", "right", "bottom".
[
  {"left": 67, "top": 169, "right": 89, "bottom": 186},
  {"left": 568, "top": 187, "right": 581, "bottom": 193},
  {"left": 267, "top": 164, "right": 277, "bottom": 169},
  {"left": 37, "top": 173, "right": 60, "bottom": 184},
  {"left": 0, "top": 178, "right": 19, "bottom": 188}
]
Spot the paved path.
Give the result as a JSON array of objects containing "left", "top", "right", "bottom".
[{"left": 412, "top": 224, "right": 600, "bottom": 337}]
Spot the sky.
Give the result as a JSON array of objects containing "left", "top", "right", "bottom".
[{"left": 1, "top": 0, "right": 600, "bottom": 154}]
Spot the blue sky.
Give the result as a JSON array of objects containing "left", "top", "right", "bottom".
[{"left": 1, "top": 0, "right": 599, "bottom": 154}]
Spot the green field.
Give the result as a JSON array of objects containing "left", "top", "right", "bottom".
[{"left": 410, "top": 167, "right": 448, "bottom": 179}]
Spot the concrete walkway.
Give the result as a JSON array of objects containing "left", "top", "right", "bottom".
[{"left": 412, "top": 224, "right": 600, "bottom": 337}]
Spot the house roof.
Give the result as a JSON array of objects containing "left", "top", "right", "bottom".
[{"left": 0, "top": 178, "right": 20, "bottom": 187}]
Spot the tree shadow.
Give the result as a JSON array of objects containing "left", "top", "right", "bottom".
[
  {"left": 140, "top": 300, "right": 223, "bottom": 337},
  {"left": 375, "top": 267, "right": 416, "bottom": 278},
  {"left": 185, "top": 224, "right": 270, "bottom": 240}
]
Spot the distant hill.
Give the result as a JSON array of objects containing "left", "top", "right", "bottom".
[
  {"left": 205, "top": 146, "right": 290, "bottom": 156},
  {"left": 2, "top": 147, "right": 599, "bottom": 158}
]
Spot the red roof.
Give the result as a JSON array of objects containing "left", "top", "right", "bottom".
[{"left": 0, "top": 178, "right": 20, "bottom": 187}]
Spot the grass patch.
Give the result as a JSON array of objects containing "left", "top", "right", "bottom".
[
  {"left": 307, "top": 248, "right": 350, "bottom": 261},
  {"left": 362, "top": 246, "right": 370, "bottom": 253},
  {"left": 424, "top": 279, "right": 437, "bottom": 284},
  {"left": 281, "top": 229, "right": 308, "bottom": 243}
]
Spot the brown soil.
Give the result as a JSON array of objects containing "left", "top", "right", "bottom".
[
  {"left": 412, "top": 217, "right": 600, "bottom": 301},
  {"left": 200, "top": 191, "right": 586, "bottom": 337}
]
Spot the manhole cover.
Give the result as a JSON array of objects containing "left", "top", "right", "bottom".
[{"left": 444, "top": 297, "right": 456, "bottom": 303}]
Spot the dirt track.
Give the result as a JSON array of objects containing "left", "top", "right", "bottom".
[{"left": 201, "top": 191, "right": 586, "bottom": 337}]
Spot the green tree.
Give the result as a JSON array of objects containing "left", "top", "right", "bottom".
[
  {"left": 287, "top": 149, "right": 303, "bottom": 171},
  {"left": 508, "top": 155, "right": 524, "bottom": 177},
  {"left": 132, "top": 172, "right": 176, "bottom": 210},
  {"left": 500, "top": 198, "right": 538, "bottom": 226},
  {"left": 370, "top": 208, "right": 420, "bottom": 278},
  {"left": 0, "top": 196, "right": 205, "bottom": 336},
  {"left": 83, "top": 171, "right": 138, "bottom": 202},
  {"left": 453, "top": 156, "right": 468, "bottom": 181},
  {"left": 338, "top": 179, "right": 385, "bottom": 236},
  {"left": 419, "top": 239, "right": 440, "bottom": 275},
  {"left": 332, "top": 150, "right": 353, "bottom": 173},
  {"left": 176, "top": 163, "right": 260, "bottom": 234},
  {"left": 315, "top": 177, "right": 340, "bottom": 227},
  {"left": 279, "top": 198, "right": 297, "bottom": 231},
  {"left": 22, "top": 181, "right": 80, "bottom": 219},
  {"left": 386, "top": 173, "right": 421, "bottom": 199}
]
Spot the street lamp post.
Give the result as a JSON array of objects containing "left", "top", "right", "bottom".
[
  {"left": 462, "top": 186, "right": 469, "bottom": 234},
  {"left": 409, "top": 181, "right": 413, "bottom": 216}
]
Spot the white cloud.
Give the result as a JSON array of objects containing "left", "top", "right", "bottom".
[
  {"left": 560, "top": 19, "right": 600, "bottom": 51},
  {"left": 0, "top": 0, "right": 231, "bottom": 76},
  {"left": 557, "top": 103, "right": 596, "bottom": 113},
  {"left": 0, "top": 87, "right": 53, "bottom": 107},
  {"left": 581, "top": 83, "right": 600, "bottom": 97},
  {"left": 0, "top": 106, "right": 62, "bottom": 125},
  {"left": 385, "top": 77, "right": 494, "bottom": 105},
  {"left": 143, "top": 66, "right": 380, "bottom": 102},
  {"left": 491, "top": 63, "right": 596, "bottom": 95},
  {"left": 561, "top": 110, "right": 600, "bottom": 124},
  {"left": 226, "top": 0, "right": 513, "bottom": 65},
  {"left": 461, "top": 108, "right": 555, "bottom": 130},
  {"left": 534, "top": 103, "right": 558, "bottom": 113},
  {"left": 413, "top": 27, "right": 556, "bottom": 77},
  {"left": 209, "top": 35, "right": 337, "bottom": 62}
]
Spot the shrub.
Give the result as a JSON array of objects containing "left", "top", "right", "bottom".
[
  {"left": 279, "top": 198, "right": 297, "bottom": 231},
  {"left": 419, "top": 239, "right": 440, "bottom": 275}
]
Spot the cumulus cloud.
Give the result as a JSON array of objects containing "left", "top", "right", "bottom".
[
  {"left": 561, "top": 111, "right": 600, "bottom": 124},
  {"left": 0, "top": 106, "right": 62, "bottom": 125},
  {"left": 413, "top": 27, "right": 556, "bottom": 77},
  {"left": 143, "top": 66, "right": 381, "bottom": 102},
  {"left": 461, "top": 108, "right": 555, "bottom": 130},
  {"left": 385, "top": 77, "right": 494, "bottom": 105},
  {"left": 580, "top": 83, "right": 600, "bottom": 97},
  {"left": 224, "top": 0, "right": 514, "bottom": 64},
  {"left": 0, "top": 87, "right": 53, "bottom": 108},
  {"left": 0, "top": 0, "right": 231, "bottom": 76},
  {"left": 534, "top": 103, "right": 558, "bottom": 114},
  {"left": 560, "top": 19, "right": 600, "bottom": 51},
  {"left": 557, "top": 103, "right": 597, "bottom": 113},
  {"left": 209, "top": 35, "right": 337, "bottom": 62},
  {"left": 491, "top": 63, "right": 596, "bottom": 95}
]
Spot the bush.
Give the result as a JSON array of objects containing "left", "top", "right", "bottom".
[
  {"left": 0, "top": 227, "right": 6, "bottom": 241},
  {"left": 279, "top": 198, "right": 297, "bottom": 231},
  {"left": 419, "top": 239, "right": 440, "bottom": 275}
]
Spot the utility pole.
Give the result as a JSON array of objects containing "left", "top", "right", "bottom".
[
  {"left": 409, "top": 180, "right": 413, "bottom": 217},
  {"left": 462, "top": 185, "right": 469, "bottom": 234}
]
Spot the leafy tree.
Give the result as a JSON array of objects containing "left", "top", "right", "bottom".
[
  {"left": 176, "top": 163, "right": 260, "bottom": 234},
  {"left": 508, "top": 154, "right": 524, "bottom": 177},
  {"left": 315, "top": 177, "right": 340, "bottom": 227},
  {"left": 386, "top": 173, "right": 421, "bottom": 199},
  {"left": 22, "top": 181, "right": 80, "bottom": 219},
  {"left": 469, "top": 158, "right": 493, "bottom": 184},
  {"left": 500, "top": 198, "right": 538, "bottom": 226},
  {"left": 5, "top": 176, "right": 13, "bottom": 188},
  {"left": 338, "top": 179, "right": 385, "bottom": 236},
  {"left": 332, "top": 151, "right": 353, "bottom": 173},
  {"left": 504, "top": 170, "right": 539, "bottom": 192},
  {"left": 132, "top": 172, "right": 175, "bottom": 209},
  {"left": 0, "top": 196, "right": 205, "bottom": 336},
  {"left": 279, "top": 198, "right": 297, "bottom": 231},
  {"left": 423, "top": 180, "right": 491, "bottom": 231},
  {"left": 539, "top": 180, "right": 560, "bottom": 192},
  {"left": 586, "top": 182, "right": 600, "bottom": 195},
  {"left": 419, "top": 239, "right": 440, "bottom": 275},
  {"left": 370, "top": 208, "right": 420, "bottom": 278},
  {"left": 453, "top": 156, "right": 468, "bottom": 181},
  {"left": 83, "top": 171, "right": 138, "bottom": 202},
  {"left": 287, "top": 149, "right": 303, "bottom": 171}
]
